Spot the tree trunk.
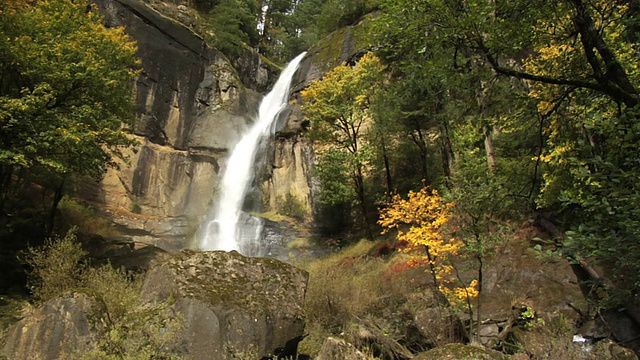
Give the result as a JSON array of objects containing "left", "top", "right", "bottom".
[
  {"left": 258, "top": 0, "right": 272, "bottom": 53},
  {"left": 0, "top": 164, "right": 13, "bottom": 214},
  {"left": 475, "top": 254, "right": 484, "bottom": 343},
  {"left": 440, "top": 120, "right": 455, "bottom": 179},
  {"left": 483, "top": 124, "right": 496, "bottom": 172},
  {"left": 48, "top": 180, "right": 65, "bottom": 235},
  {"left": 568, "top": 0, "right": 639, "bottom": 107},
  {"left": 354, "top": 164, "right": 373, "bottom": 240},
  {"left": 410, "top": 126, "right": 429, "bottom": 182},
  {"left": 380, "top": 136, "right": 393, "bottom": 199}
]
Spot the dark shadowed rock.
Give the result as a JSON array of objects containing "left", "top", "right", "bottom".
[
  {"left": 1, "top": 293, "right": 94, "bottom": 360},
  {"left": 141, "top": 250, "right": 308, "bottom": 359},
  {"left": 413, "top": 307, "right": 467, "bottom": 347}
]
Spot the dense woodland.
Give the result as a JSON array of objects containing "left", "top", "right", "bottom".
[
  {"left": 298, "top": 0, "right": 640, "bottom": 319},
  {"left": 1, "top": 0, "right": 640, "bottom": 358}
]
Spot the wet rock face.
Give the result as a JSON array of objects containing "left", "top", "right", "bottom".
[
  {"left": 79, "top": 0, "right": 274, "bottom": 247},
  {"left": 141, "top": 250, "right": 309, "bottom": 359},
  {"left": 77, "top": 1, "right": 372, "bottom": 248},
  {"left": 95, "top": 0, "right": 211, "bottom": 148},
  {"left": 260, "top": 23, "right": 372, "bottom": 219}
]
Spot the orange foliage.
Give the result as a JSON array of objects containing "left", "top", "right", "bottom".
[{"left": 378, "top": 186, "right": 478, "bottom": 307}]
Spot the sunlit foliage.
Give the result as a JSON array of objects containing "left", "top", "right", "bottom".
[
  {"left": 302, "top": 52, "right": 386, "bottom": 229},
  {"left": 0, "top": 0, "right": 139, "bottom": 230},
  {"left": 378, "top": 187, "right": 478, "bottom": 308}
]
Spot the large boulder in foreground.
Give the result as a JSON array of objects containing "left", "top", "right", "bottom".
[
  {"left": 315, "top": 337, "right": 369, "bottom": 360},
  {"left": 141, "top": 250, "right": 309, "bottom": 359},
  {"left": 1, "top": 293, "right": 94, "bottom": 360},
  {"left": 1, "top": 251, "right": 308, "bottom": 359},
  {"left": 414, "top": 343, "right": 509, "bottom": 360}
]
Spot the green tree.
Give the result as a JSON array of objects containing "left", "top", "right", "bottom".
[
  {"left": 302, "top": 52, "right": 386, "bottom": 235},
  {"left": 206, "top": 0, "right": 260, "bottom": 56},
  {"left": 0, "top": 0, "right": 139, "bottom": 232},
  {"left": 258, "top": 0, "right": 297, "bottom": 61},
  {"left": 373, "top": 0, "right": 640, "bottom": 314},
  {"left": 316, "top": 0, "right": 380, "bottom": 36}
]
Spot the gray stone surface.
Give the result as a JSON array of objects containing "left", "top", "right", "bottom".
[
  {"left": 1, "top": 251, "right": 308, "bottom": 359},
  {"left": 141, "top": 250, "right": 309, "bottom": 358},
  {"left": 1, "top": 294, "right": 95, "bottom": 360},
  {"left": 315, "top": 337, "right": 368, "bottom": 360}
]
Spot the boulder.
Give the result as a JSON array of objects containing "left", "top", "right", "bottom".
[
  {"left": 413, "top": 307, "right": 467, "bottom": 346},
  {"left": 1, "top": 293, "right": 94, "bottom": 360},
  {"left": 315, "top": 337, "right": 369, "bottom": 360},
  {"left": 2, "top": 251, "right": 308, "bottom": 359},
  {"left": 141, "top": 250, "right": 309, "bottom": 359},
  {"left": 414, "top": 343, "right": 509, "bottom": 360}
]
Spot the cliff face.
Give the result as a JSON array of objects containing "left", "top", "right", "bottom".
[
  {"left": 259, "top": 19, "right": 372, "bottom": 219},
  {"left": 76, "top": 0, "right": 272, "bottom": 248},
  {"left": 79, "top": 0, "right": 370, "bottom": 249}
]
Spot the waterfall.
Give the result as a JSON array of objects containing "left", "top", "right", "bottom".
[{"left": 198, "top": 52, "right": 306, "bottom": 254}]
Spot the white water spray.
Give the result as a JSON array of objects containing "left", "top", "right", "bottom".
[{"left": 198, "top": 52, "right": 306, "bottom": 254}]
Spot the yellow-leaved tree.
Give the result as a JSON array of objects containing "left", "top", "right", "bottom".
[
  {"left": 378, "top": 186, "right": 478, "bottom": 312},
  {"left": 301, "top": 52, "right": 386, "bottom": 236}
]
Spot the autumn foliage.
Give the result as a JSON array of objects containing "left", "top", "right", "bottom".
[
  {"left": 0, "top": 0, "right": 141, "bottom": 232},
  {"left": 378, "top": 187, "right": 478, "bottom": 308}
]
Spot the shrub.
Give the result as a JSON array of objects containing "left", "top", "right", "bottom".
[
  {"left": 24, "top": 227, "right": 87, "bottom": 303},
  {"left": 277, "top": 193, "right": 307, "bottom": 220},
  {"left": 81, "top": 265, "right": 183, "bottom": 360},
  {"left": 24, "top": 229, "right": 183, "bottom": 359},
  {"left": 298, "top": 240, "right": 419, "bottom": 356},
  {"left": 58, "top": 197, "right": 120, "bottom": 237}
]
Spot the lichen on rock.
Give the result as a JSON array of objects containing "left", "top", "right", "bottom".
[{"left": 141, "top": 250, "right": 309, "bottom": 359}]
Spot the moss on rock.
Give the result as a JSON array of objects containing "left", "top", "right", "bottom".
[
  {"left": 414, "top": 343, "right": 509, "bottom": 360},
  {"left": 141, "top": 250, "right": 308, "bottom": 359}
]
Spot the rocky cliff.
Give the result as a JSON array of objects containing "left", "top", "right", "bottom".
[
  {"left": 76, "top": 0, "right": 372, "bottom": 250},
  {"left": 73, "top": 0, "right": 293, "bottom": 249},
  {"left": 260, "top": 18, "right": 373, "bottom": 223}
]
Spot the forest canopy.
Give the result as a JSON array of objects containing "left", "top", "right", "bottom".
[{"left": 296, "top": 0, "right": 640, "bottom": 313}]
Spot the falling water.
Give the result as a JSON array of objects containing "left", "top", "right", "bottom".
[{"left": 198, "top": 52, "right": 306, "bottom": 254}]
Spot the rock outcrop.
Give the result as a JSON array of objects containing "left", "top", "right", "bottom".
[
  {"left": 259, "top": 19, "right": 372, "bottom": 217},
  {"left": 1, "top": 294, "right": 95, "bottom": 360},
  {"left": 77, "top": 0, "right": 277, "bottom": 248},
  {"left": 413, "top": 343, "right": 509, "bottom": 360},
  {"left": 141, "top": 250, "right": 308, "bottom": 359},
  {"left": 75, "top": 0, "right": 374, "bottom": 249},
  {"left": 1, "top": 251, "right": 308, "bottom": 359},
  {"left": 315, "top": 337, "right": 369, "bottom": 360}
]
